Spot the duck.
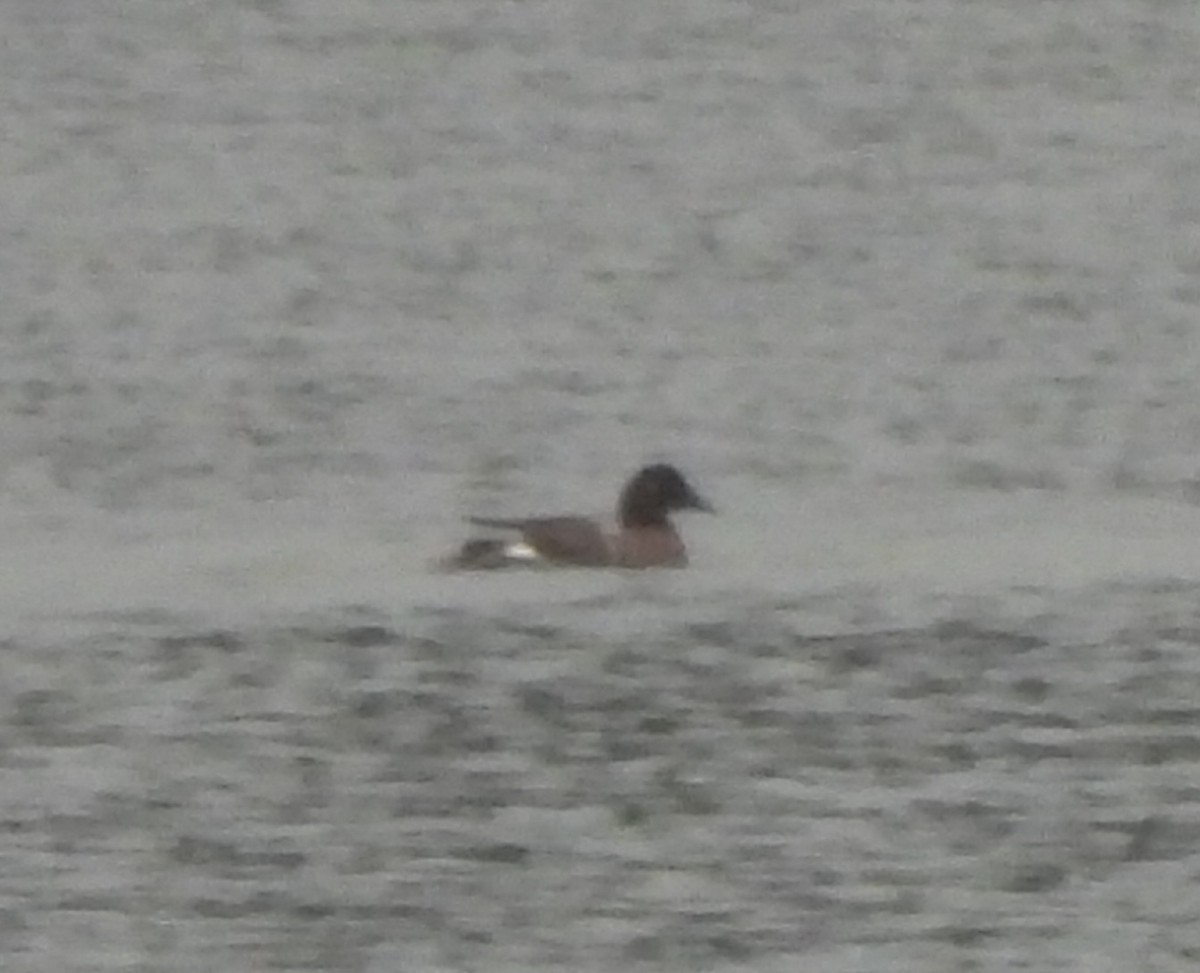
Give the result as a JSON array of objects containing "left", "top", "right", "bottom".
[{"left": 441, "top": 463, "right": 713, "bottom": 570}]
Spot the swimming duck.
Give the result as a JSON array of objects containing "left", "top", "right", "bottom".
[{"left": 442, "top": 463, "right": 713, "bottom": 570}]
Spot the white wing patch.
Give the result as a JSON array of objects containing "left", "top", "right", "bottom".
[{"left": 504, "top": 541, "right": 541, "bottom": 562}]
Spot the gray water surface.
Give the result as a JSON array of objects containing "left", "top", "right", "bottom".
[
  {"left": 8, "top": 590, "right": 1200, "bottom": 972},
  {"left": 5, "top": 1, "right": 1200, "bottom": 970}
]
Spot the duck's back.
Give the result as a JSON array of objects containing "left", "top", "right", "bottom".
[{"left": 468, "top": 516, "right": 613, "bottom": 566}]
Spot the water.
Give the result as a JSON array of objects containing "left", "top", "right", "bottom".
[
  {"left": 4, "top": 1, "right": 1200, "bottom": 970},
  {"left": 10, "top": 588, "right": 1200, "bottom": 971}
]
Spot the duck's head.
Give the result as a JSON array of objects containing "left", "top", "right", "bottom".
[{"left": 618, "top": 464, "right": 713, "bottom": 527}]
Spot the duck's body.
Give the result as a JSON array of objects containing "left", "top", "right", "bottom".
[{"left": 442, "top": 464, "right": 712, "bottom": 570}]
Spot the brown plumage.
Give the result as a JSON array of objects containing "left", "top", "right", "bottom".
[{"left": 441, "top": 464, "right": 713, "bottom": 570}]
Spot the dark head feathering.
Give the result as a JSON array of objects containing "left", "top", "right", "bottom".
[{"left": 616, "top": 463, "right": 713, "bottom": 528}]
